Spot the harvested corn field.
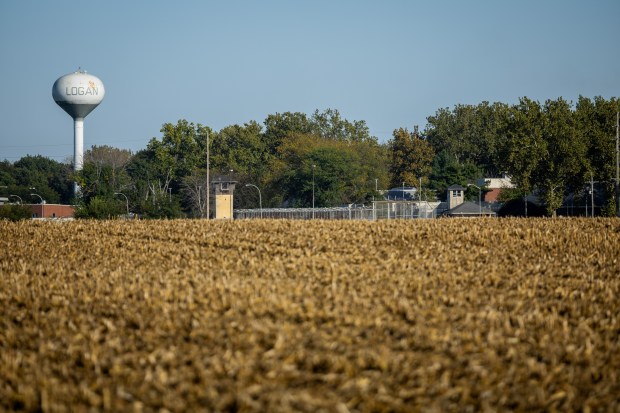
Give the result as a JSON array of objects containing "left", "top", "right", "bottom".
[{"left": 1, "top": 218, "right": 619, "bottom": 412}]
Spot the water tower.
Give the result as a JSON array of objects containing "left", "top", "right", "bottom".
[{"left": 52, "top": 69, "right": 105, "bottom": 194}]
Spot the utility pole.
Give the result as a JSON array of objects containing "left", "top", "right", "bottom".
[
  {"left": 312, "top": 164, "right": 316, "bottom": 219},
  {"left": 419, "top": 177, "right": 422, "bottom": 201},
  {"left": 591, "top": 172, "right": 595, "bottom": 218},
  {"left": 616, "top": 111, "right": 620, "bottom": 217},
  {"left": 206, "top": 130, "right": 210, "bottom": 220}
]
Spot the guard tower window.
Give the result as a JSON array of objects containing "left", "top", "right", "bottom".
[
  {"left": 221, "top": 182, "right": 230, "bottom": 191},
  {"left": 453, "top": 190, "right": 461, "bottom": 197}
]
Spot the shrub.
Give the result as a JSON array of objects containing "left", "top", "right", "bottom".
[
  {"left": 0, "top": 204, "right": 32, "bottom": 221},
  {"left": 74, "top": 196, "right": 123, "bottom": 219}
]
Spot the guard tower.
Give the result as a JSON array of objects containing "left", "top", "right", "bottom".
[
  {"left": 210, "top": 175, "right": 237, "bottom": 219},
  {"left": 447, "top": 184, "right": 465, "bottom": 209}
]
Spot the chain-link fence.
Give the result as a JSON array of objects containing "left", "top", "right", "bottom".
[
  {"left": 234, "top": 201, "right": 446, "bottom": 220},
  {"left": 372, "top": 201, "right": 444, "bottom": 219},
  {"left": 234, "top": 206, "right": 374, "bottom": 220}
]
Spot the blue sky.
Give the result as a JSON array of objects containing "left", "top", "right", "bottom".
[{"left": 0, "top": 0, "right": 618, "bottom": 162}]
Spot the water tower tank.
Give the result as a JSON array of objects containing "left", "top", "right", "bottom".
[{"left": 52, "top": 70, "right": 105, "bottom": 193}]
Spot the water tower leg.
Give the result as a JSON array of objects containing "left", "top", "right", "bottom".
[
  {"left": 74, "top": 118, "right": 84, "bottom": 171},
  {"left": 74, "top": 117, "right": 84, "bottom": 196}
]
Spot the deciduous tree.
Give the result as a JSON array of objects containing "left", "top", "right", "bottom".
[{"left": 388, "top": 127, "right": 434, "bottom": 190}]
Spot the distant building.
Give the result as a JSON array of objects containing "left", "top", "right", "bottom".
[
  {"left": 443, "top": 201, "right": 496, "bottom": 217},
  {"left": 476, "top": 176, "right": 515, "bottom": 203},
  {"left": 29, "top": 204, "right": 75, "bottom": 219},
  {"left": 385, "top": 186, "right": 417, "bottom": 201},
  {"left": 443, "top": 185, "right": 496, "bottom": 217},
  {"left": 0, "top": 203, "right": 75, "bottom": 219},
  {"left": 446, "top": 184, "right": 465, "bottom": 209},
  {"left": 210, "top": 175, "right": 237, "bottom": 220}
]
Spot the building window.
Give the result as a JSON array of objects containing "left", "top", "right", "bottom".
[
  {"left": 221, "top": 182, "right": 229, "bottom": 191},
  {"left": 453, "top": 190, "right": 461, "bottom": 197}
]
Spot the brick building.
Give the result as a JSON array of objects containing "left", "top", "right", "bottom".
[
  {"left": 476, "top": 177, "right": 515, "bottom": 203},
  {"left": 27, "top": 204, "right": 75, "bottom": 219}
]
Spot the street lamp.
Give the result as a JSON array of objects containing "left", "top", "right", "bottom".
[
  {"left": 30, "top": 193, "right": 45, "bottom": 218},
  {"left": 312, "top": 164, "right": 316, "bottom": 219},
  {"left": 467, "top": 184, "right": 482, "bottom": 216},
  {"left": 114, "top": 192, "right": 129, "bottom": 216},
  {"left": 9, "top": 195, "right": 23, "bottom": 204},
  {"left": 418, "top": 177, "right": 422, "bottom": 201},
  {"left": 245, "top": 184, "right": 262, "bottom": 219},
  {"left": 615, "top": 111, "right": 619, "bottom": 217},
  {"left": 206, "top": 130, "right": 210, "bottom": 220},
  {"left": 30, "top": 193, "right": 45, "bottom": 204}
]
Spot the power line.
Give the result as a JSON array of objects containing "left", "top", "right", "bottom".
[
  {"left": 1, "top": 155, "right": 70, "bottom": 160},
  {"left": 0, "top": 143, "right": 73, "bottom": 149},
  {"left": 0, "top": 137, "right": 147, "bottom": 149}
]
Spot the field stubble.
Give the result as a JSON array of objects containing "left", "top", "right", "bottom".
[{"left": 1, "top": 218, "right": 619, "bottom": 412}]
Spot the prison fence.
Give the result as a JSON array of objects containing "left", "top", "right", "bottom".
[
  {"left": 234, "top": 206, "right": 374, "bottom": 220},
  {"left": 373, "top": 201, "right": 444, "bottom": 219},
  {"left": 234, "top": 201, "right": 445, "bottom": 220}
]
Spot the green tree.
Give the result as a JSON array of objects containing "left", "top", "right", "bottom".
[
  {"left": 77, "top": 145, "right": 132, "bottom": 205},
  {"left": 310, "top": 108, "right": 374, "bottom": 143},
  {"left": 126, "top": 120, "right": 212, "bottom": 218},
  {"left": 425, "top": 102, "right": 511, "bottom": 176},
  {"left": 388, "top": 127, "right": 435, "bottom": 190},
  {"left": 148, "top": 120, "right": 202, "bottom": 186},
  {"left": 270, "top": 134, "right": 381, "bottom": 207},
  {"left": 536, "top": 98, "right": 588, "bottom": 216},
  {"left": 82, "top": 145, "right": 132, "bottom": 190},
  {"left": 74, "top": 196, "right": 123, "bottom": 219},
  {"left": 12, "top": 155, "right": 73, "bottom": 204},
  {"left": 0, "top": 204, "right": 32, "bottom": 221},
  {"left": 0, "top": 160, "right": 16, "bottom": 187},
  {"left": 499, "top": 98, "right": 547, "bottom": 204},
  {"left": 210, "top": 121, "right": 268, "bottom": 180},
  {"left": 429, "top": 150, "right": 482, "bottom": 201},
  {"left": 126, "top": 149, "right": 182, "bottom": 219},
  {"left": 263, "top": 112, "right": 312, "bottom": 155},
  {"left": 575, "top": 96, "right": 620, "bottom": 215}
]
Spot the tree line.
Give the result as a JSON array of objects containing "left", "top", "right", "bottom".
[{"left": 1, "top": 98, "right": 618, "bottom": 218}]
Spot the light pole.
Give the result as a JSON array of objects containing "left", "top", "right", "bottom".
[
  {"left": 206, "top": 130, "right": 210, "bottom": 220},
  {"left": 9, "top": 195, "right": 23, "bottom": 204},
  {"left": 402, "top": 182, "right": 405, "bottom": 201},
  {"left": 590, "top": 172, "right": 595, "bottom": 218},
  {"left": 312, "top": 164, "right": 316, "bottom": 219},
  {"left": 114, "top": 192, "right": 129, "bottom": 216},
  {"left": 419, "top": 177, "right": 422, "bottom": 201},
  {"left": 30, "top": 193, "right": 45, "bottom": 218},
  {"left": 375, "top": 178, "right": 378, "bottom": 192},
  {"left": 468, "top": 184, "right": 482, "bottom": 217},
  {"left": 615, "top": 111, "right": 619, "bottom": 217},
  {"left": 30, "top": 193, "right": 44, "bottom": 204},
  {"left": 245, "top": 184, "right": 262, "bottom": 219}
]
